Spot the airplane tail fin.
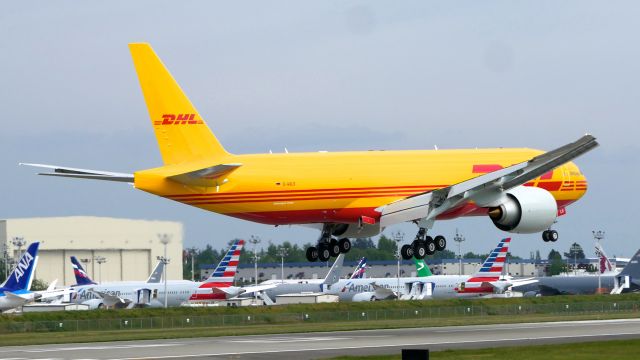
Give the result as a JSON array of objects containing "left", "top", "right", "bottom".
[
  {"left": 594, "top": 242, "right": 615, "bottom": 274},
  {"left": 200, "top": 239, "right": 245, "bottom": 288},
  {"left": 470, "top": 238, "right": 511, "bottom": 280},
  {"left": 70, "top": 256, "right": 97, "bottom": 286},
  {"left": 1, "top": 242, "right": 39, "bottom": 292},
  {"left": 146, "top": 260, "right": 165, "bottom": 283},
  {"left": 129, "top": 43, "right": 229, "bottom": 165},
  {"left": 414, "top": 257, "right": 433, "bottom": 277},
  {"left": 620, "top": 249, "right": 640, "bottom": 278},
  {"left": 350, "top": 257, "right": 367, "bottom": 279},
  {"left": 323, "top": 254, "right": 344, "bottom": 285}
]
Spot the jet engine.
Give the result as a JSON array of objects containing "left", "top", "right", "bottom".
[
  {"left": 351, "top": 292, "right": 379, "bottom": 302},
  {"left": 487, "top": 186, "right": 557, "bottom": 233}
]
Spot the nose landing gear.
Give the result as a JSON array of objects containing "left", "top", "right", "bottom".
[{"left": 542, "top": 229, "right": 559, "bottom": 242}]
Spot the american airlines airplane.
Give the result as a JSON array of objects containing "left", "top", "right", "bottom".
[
  {"left": 69, "top": 239, "right": 245, "bottom": 308},
  {"left": 22, "top": 43, "right": 598, "bottom": 264},
  {"left": 325, "top": 238, "right": 536, "bottom": 301}
]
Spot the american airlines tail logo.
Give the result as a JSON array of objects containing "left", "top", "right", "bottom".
[
  {"left": 154, "top": 114, "right": 204, "bottom": 126},
  {"left": 14, "top": 252, "right": 34, "bottom": 283}
]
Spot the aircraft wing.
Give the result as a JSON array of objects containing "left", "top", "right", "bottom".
[
  {"left": 88, "top": 289, "right": 129, "bottom": 307},
  {"left": 508, "top": 278, "right": 539, "bottom": 288},
  {"left": 213, "top": 284, "right": 278, "bottom": 298},
  {"left": 378, "top": 135, "right": 599, "bottom": 227},
  {"left": 20, "top": 163, "right": 134, "bottom": 183},
  {"left": 4, "top": 291, "right": 32, "bottom": 303},
  {"left": 370, "top": 282, "right": 397, "bottom": 300}
]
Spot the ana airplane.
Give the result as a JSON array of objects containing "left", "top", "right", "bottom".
[
  {"left": 0, "top": 242, "right": 40, "bottom": 311},
  {"left": 22, "top": 43, "right": 598, "bottom": 263},
  {"left": 70, "top": 239, "right": 245, "bottom": 308}
]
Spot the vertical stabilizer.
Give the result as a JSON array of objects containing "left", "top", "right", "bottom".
[
  {"left": 200, "top": 239, "right": 245, "bottom": 287},
  {"left": 2, "top": 242, "right": 39, "bottom": 292},
  {"left": 350, "top": 257, "right": 367, "bottom": 279},
  {"left": 70, "top": 256, "right": 97, "bottom": 286},
  {"left": 414, "top": 258, "right": 433, "bottom": 277},
  {"left": 129, "top": 43, "right": 229, "bottom": 165},
  {"left": 146, "top": 260, "right": 165, "bottom": 283},
  {"left": 323, "top": 254, "right": 344, "bottom": 285},
  {"left": 471, "top": 238, "right": 511, "bottom": 279}
]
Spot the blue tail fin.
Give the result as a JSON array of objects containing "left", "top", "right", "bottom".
[
  {"left": 1, "top": 242, "right": 39, "bottom": 292},
  {"left": 71, "top": 256, "right": 97, "bottom": 285}
]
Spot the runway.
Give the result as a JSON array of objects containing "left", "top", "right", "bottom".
[{"left": 2, "top": 318, "right": 640, "bottom": 359}]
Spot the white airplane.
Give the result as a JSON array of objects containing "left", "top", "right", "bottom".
[
  {"left": 325, "top": 238, "right": 537, "bottom": 301},
  {"left": 69, "top": 240, "right": 246, "bottom": 308}
]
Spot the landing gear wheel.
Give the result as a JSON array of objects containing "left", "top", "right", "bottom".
[
  {"left": 434, "top": 235, "right": 447, "bottom": 251},
  {"left": 338, "top": 238, "right": 351, "bottom": 253},
  {"left": 412, "top": 240, "right": 427, "bottom": 259},
  {"left": 306, "top": 246, "right": 319, "bottom": 262},
  {"left": 542, "top": 230, "right": 558, "bottom": 242},
  {"left": 329, "top": 238, "right": 340, "bottom": 257},
  {"left": 401, "top": 244, "right": 414, "bottom": 260},
  {"left": 425, "top": 238, "right": 436, "bottom": 255},
  {"left": 318, "top": 245, "right": 331, "bottom": 262}
]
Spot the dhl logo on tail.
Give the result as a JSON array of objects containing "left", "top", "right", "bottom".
[{"left": 154, "top": 114, "right": 204, "bottom": 126}]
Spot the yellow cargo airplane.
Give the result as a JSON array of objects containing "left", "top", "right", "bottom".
[{"left": 22, "top": 43, "right": 598, "bottom": 262}]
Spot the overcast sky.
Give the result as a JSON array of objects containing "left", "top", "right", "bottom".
[{"left": 1, "top": 1, "right": 638, "bottom": 259}]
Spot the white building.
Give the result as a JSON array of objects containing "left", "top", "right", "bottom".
[{"left": 0, "top": 217, "right": 183, "bottom": 286}]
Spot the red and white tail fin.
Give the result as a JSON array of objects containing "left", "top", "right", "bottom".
[
  {"left": 595, "top": 242, "right": 614, "bottom": 274},
  {"left": 470, "top": 238, "right": 510, "bottom": 280},
  {"left": 457, "top": 238, "right": 511, "bottom": 295},
  {"left": 201, "top": 239, "right": 245, "bottom": 288}
]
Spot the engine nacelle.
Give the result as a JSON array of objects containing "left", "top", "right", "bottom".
[
  {"left": 488, "top": 186, "right": 557, "bottom": 233},
  {"left": 81, "top": 299, "right": 105, "bottom": 310},
  {"left": 351, "top": 292, "right": 378, "bottom": 302}
]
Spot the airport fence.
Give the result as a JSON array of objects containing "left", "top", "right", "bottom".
[{"left": 1, "top": 300, "right": 639, "bottom": 334}]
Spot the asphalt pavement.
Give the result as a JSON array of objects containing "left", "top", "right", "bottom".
[{"left": 1, "top": 318, "right": 640, "bottom": 359}]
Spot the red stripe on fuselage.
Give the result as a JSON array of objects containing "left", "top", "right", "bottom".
[
  {"left": 223, "top": 199, "right": 578, "bottom": 225},
  {"left": 165, "top": 185, "right": 447, "bottom": 199}
]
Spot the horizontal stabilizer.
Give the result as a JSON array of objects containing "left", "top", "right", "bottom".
[
  {"left": 20, "top": 163, "right": 134, "bottom": 183},
  {"left": 168, "top": 163, "right": 241, "bottom": 187}
]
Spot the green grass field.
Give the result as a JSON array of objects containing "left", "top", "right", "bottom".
[
  {"left": 326, "top": 338, "right": 640, "bottom": 359},
  {"left": 0, "top": 293, "right": 637, "bottom": 346},
  {"left": 4, "top": 293, "right": 639, "bottom": 323}
]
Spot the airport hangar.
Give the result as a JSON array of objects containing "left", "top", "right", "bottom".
[{"left": 0, "top": 217, "right": 183, "bottom": 286}]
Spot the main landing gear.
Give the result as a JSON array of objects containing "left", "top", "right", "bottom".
[
  {"left": 542, "top": 229, "right": 559, "bottom": 242},
  {"left": 306, "top": 225, "right": 352, "bottom": 262},
  {"left": 400, "top": 227, "right": 447, "bottom": 260}
]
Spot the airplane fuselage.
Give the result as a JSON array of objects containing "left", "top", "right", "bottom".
[{"left": 135, "top": 148, "right": 587, "bottom": 229}]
